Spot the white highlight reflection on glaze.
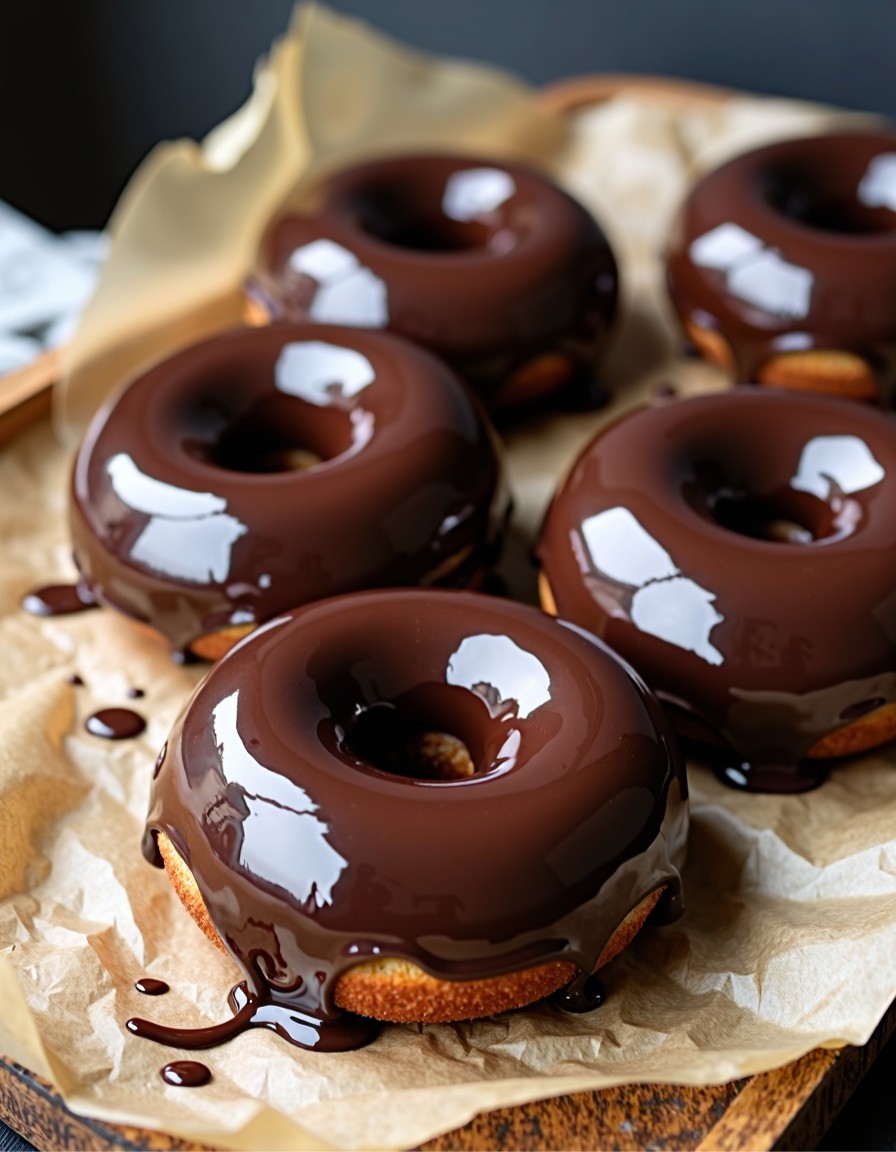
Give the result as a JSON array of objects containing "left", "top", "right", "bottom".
[
  {"left": 791, "top": 435, "right": 886, "bottom": 500},
  {"left": 288, "top": 239, "right": 389, "bottom": 328},
  {"left": 213, "top": 690, "right": 347, "bottom": 907},
  {"left": 275, "top": 340, "right": 376, "bottom": 407},
  {"left": 107, "top": 453, "right": 247, "bottom": 584},
  {"left": 582, "top": 507, "right": 677, "bottom": 586},
  {"left": 447, "top": 633, "right": 551, "bottom": 719},
  {"left": 858, "top": 153, "right": 896, "bottom": 212},
  {"left": 441, "top": 168, "right": 516, "bottom": 221},
  {"left": 582, "top": 505, "right": 724, "bottom": 667},
  {"left": 689, "top": 222, "right": 813, "bottom": 320}
]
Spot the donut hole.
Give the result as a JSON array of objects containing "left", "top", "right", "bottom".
[
  {"left": 709, "top": 491, "right": 829, "bottom": 544},
  {"left": 183, "top": 393, "right": 357, "bottom": 474},
  {"left": 354, "top": 169, "right": 521, "bottom": 255},
  {"left": 365, "top": 208, "right": 492, "bottom": 253},
  {"left": 348, "top": 703, "right": 478, "bottom": 782},
  {"left": 686, "top": 465, "right": 849, "bottom": 544},
  {"left": 765, "top": 164, "right": 896, "bottom": 236}
]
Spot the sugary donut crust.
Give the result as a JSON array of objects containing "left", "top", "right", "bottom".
[
  {"left": 806, "top": 702, "right": 896, "bottom": 760},
  {"left": 684, "top": 318, "right": 879, "bottom": 400},
  {"left": 757, "top": 349, "right": 879, "bottom": 401},
  {"left": 684, "top": 318, "right": 735, "bottom": 377},
  {"left": 188, "top": 624, "right": 255, "bottom": 662},
  {"left": 156, "top": 831, "right": 663, "bottom": 1024}
]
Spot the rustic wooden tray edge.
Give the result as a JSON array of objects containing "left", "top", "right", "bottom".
[{"left": 3, "top": 1003, "right": 896, "bottom": 1152}]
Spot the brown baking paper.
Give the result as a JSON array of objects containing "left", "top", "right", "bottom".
[{"left": 2, "top": 6, "right": 893, "bottom": 1150}]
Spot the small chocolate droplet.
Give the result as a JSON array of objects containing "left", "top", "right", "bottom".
[
  {"left": 65, "top": 673, "right": 84, "bottom": 687},
  {"left": 135, "top": 978, "right": 169, "bottom": 996},
  {"left": 85, "top": 708, "right": 146, "bottom": 741},
  {"left": 126, "top": 687, "right": 145, "bottom": 699},
  {"left": 160, "top": 1060, "right": 211, "bottom": 1087}
]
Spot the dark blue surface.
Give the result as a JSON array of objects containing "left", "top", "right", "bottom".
[{"left": 0, "top": 0, "right": 895, "bottom": 229}]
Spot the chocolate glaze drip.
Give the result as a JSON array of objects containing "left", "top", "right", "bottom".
[
  {"left": 255, "top": 155, "right": 618, "bottom": 412},
  {"left": 159, "top": 1061, "right": 211, "bottom": 1087},
  {"left": 135, "top": 978, "right": 169, "bottom": 996},
  {"left": 85, "top": 708, "right": 146, "bottom": 740},
  {"left": 23, "top": 582, "right": 96, "bottom": 617},
  {"left": 142, "top": 590, "right": 687, "bottom": 1052},
  {"left": 667, "top": 132, "right": 896, "bottom": 391},
  {"left": 65, "top": 673, "right": 84, "bottom": 687},
  {"left": 538, "top": 388, "right": 896, "bottom": 792},
  {"left": 127, "top": 687, "right": 145, "bottom": 699},
  {"left": 70, "top": 324, "right": 508, "bottom": 656}
]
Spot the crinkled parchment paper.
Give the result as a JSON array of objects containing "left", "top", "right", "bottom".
[{"left": 1, "top": 5, "right": 893, "bottom": 1150}]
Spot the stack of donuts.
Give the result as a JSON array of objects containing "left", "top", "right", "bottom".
[{"left": 68, "top": 129, "right": 896, "bottom": 1053}]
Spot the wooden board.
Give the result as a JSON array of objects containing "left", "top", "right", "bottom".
[
  {"left": 0, "top": 73, "right": 893, "bottom": 1151},
  {"left": 2, "top": 997, "right": 896, "bottom": 1151}
]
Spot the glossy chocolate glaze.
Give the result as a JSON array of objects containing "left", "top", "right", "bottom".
[
  {"left": 256, "top": 155, "right": 618, "bottom": 410},
  {"left": 141, "top": 590, "right": 687, "bottom": 1051},
  {"left": 71, "top": 324, "right": 508, "bottom": 656},
  {"left": 667, "top": 132, "right": 896, "bottom": 389},
  {"left": 159, "top": 1061, "right": 211, "bottom": 1087},
  {"left": 23, "top": 582, "right": 97, "bottom": 617},
  {"left": 85, "top": 708, "right": 147, "bottom": 740},
  {"left": 538, "top": 388, "right": 896, "bottom": 791}
]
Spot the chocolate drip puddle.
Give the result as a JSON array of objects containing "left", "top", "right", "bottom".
[
  {"left": 715, "top": 756, "right": 827, "bottom": 794},
  {"left": 128, "top": 981, "right": 378, "bottom": 1054},
  {"left": 551, "top": 974, "right": 605, "bottom": 1014}
]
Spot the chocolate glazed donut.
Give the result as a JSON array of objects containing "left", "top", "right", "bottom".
[
  {"left": 254, "top": 154, "right": 618, "bottom": 412},
  {"left": 70, "top": 324, "right": 509, "bottom": 660},
  {"left": 137, "top": 590, "right": 687, "bottom": 1052},
  {"left": 537, "top": 388, "right": 896, "bottom": 793},
  {"left": 667, "top": 132, "right": 896, "bottom": 401}
]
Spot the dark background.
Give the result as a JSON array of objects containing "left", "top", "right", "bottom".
[
  {"left": 1, "top": 0, "right": 895, "bottom": 231},
  {"left": 0, "top": 3, "right": 894, "bottom": 1148}
]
